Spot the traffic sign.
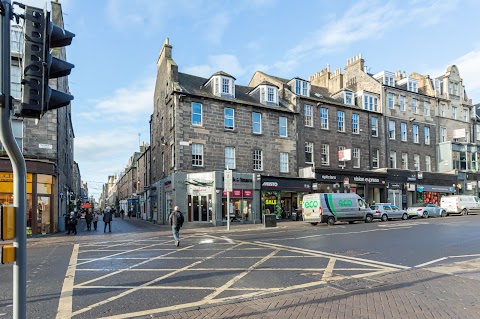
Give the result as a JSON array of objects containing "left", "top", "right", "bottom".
[{"left": 224, "top": 170, "right": 233, "bottom": 192}]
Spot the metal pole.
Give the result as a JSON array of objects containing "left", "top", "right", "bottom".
[
  {"left": 226, "top": 191, "right": 230, "bottom": 230},
  {"left": 0, "top": 1, "right": 27, "bottom": 318}
]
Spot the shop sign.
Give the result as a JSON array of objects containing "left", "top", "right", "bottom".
[
  {"left": 265, "top": 199, "right": 277, "bottom": 205},
  {"left": 353, "top": 176, "right": 382, "bottom": 184},
  {"left": 0, "top": 172, "right": 33, "bottom": 183},
  {"left": 417, "top": 185, "right": 454, "bottom": 193},
  {"left": 343, "top": 177, "right": 349, "bottom": 186},
  {"left": 407, "top": 174, "right": 416, "bottom": 181},
  {"left": 261, "top": 177, "right": 311, "bottom": 191},
  {"left": 222, "top": 189, "right": 253, "bottom": 198},
  {"left": 389, "top": 182, "right": 402, "bottom": 189},
  {"left": 318, "top": 174, "right": 338, "bottom": 182}
]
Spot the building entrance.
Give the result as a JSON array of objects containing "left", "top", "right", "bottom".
[{"left": 188, "top": 194, "right": 212, "bottom": 222}]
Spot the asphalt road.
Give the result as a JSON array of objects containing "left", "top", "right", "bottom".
[{"left": 0, "top": 214, "right": 479, "bottom": 318}]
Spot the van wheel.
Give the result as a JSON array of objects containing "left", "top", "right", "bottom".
[
  {"left": 310, "top": 222, "right": 318, "bottom": 226},
  {"left": 461, "top": 209, "right": 467, "bottom": 216},
  {"left": 365, "top": 214, "right": 373, "bottom": 223},
  {"left": 422, "top": 211, "right": 428, "bottom": 218},
  {"left": 441, "top": 210, "right": 447, "bottom": 217},
  {"left": 327, "top": 217, "right": 335, "bottom": 225},
  {"left": 402, "top": 213, "right": 408, "bottom": 220},
  {"left": 381, "top": 214, "right": 388, "bottom": 222}
]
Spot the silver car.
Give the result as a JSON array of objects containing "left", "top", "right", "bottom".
[
  {"left": 407, "top": 203, "right": 447, "bottom": 218},
  {"left": 370, "top": 203, "right": 408, "bottom": 221}
]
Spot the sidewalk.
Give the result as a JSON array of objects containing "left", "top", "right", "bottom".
[{"left": 153, "top": 266, "right": 480, "bottom": 319}]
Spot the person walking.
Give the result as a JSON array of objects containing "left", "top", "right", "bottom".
[
  {"left": 168, "top": 206, "right": 184, "bottom": 246},
  {"left": 85, "top": 210, "right": 93, "bottom": 231},
  {"left": 67, "top": 212, "right": 77, "bottom": 235},
  {"left": 103, "top": 207, "right": 113, "bottom": 233},
  {"left": 92, "top": 211, "right": 98, "bottom": 231},
  {"left": 120, "top": 209, "right": 125, "bottom": 220}
]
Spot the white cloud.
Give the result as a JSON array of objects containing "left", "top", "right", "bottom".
[
  {"left": 204, "top": 12, "right": 231, "bottom": 45},
  {"left": 184, "top": 54, "right": 246, "bottom": 78}
]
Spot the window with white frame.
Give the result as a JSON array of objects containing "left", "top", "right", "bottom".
[
  {"left": 191, "top": 102, "right": 202, "bottom": 126},
  {"left": 441, "top": 127, "right": 446, "bottom": 142},
  {"left": 224, "top": 108, "right": 234, "bottom": 130},
  {"left": 352, "top": 113, "right": 359, "bottom": 134},
  {"left": 390, "top": 151, "right": 397, "bottom": 168},
  {"left": 345, "top": 92, "right": 353, "bottom": 105},
  {"left": 414, "top": 154, "right": 420, "bottom": 171},
  {"left": 338, "top": 146, "right": 345, "bottom": 168},
  {"left": 225, "top": 146, "right": 235, "bottom": 169},
  {"left": 401, "top": 122, "right": 407, "bottom": 141},
  {"left": 337, "top": 111, "right": 345, "bottom": 132},
  {"left": 280, "top": 152, "right": 289, "bottom": 173},
  {"left": 10, "top": 27, "right": 23, "bottom": 54},
  {"left": 171, "top": 144, "right": 175, "bottom": 168},
  {"left": 170, "top": 105, "right": 175, "bottom": 129},
  {"left": 440, "top": 103, "right": 445, "bottom": 117},
  {"left": 253, "top": 149, "right": 263, "bottom": 171},
  {"left": 388, "top": 93, "right": 394, "bottom": 109},
  {"left": 295, "top": 79, "right": 309, "bottom": 96},
  {"left": 449, "top": 81, "right": 453, "bottom": 94},
  {"left": 305, "top": 142, "right": 313, "bottom": 164},
  {"left": 412, "top": 98, "right": 417, "bottom": 114},
  {"left": 413, "top": 124, "right": 419, "bottom": 143},
  {"left": 304, "top": 104, "right": 313, "bottom": 127},
  {"left": 452, "top": 106, "right": 457, "bottom": 119},
  {"left": 371, "top": 117, "right": 378, "bottom": 137},
  {"left": 353, "top": 148, "right": 360, "bottom": 168},
  {"left": 408, "top": 79, "right": 418, "bottom": 93},
  {"left": 463, "top": 108, "right": 469, "bottom": 122},
  {"left": 267, "top": 87, "right": 275, "bottom": 102},
  {"left": 279, "top": 117, "right": 287, "bottom": 137},
  {"left": 454, "top": 83, "right": 459, "bottom": 96},
  {"left": 424, "top": 127, "right": 430, "bottom": 145},
  {"left": 11, "top": 63, "right": 21, "bottom": 100},
  {"left": 321, "top": 144, "right": 329, "bottom": 166},
  {"left": 399, "top": 95, "right": 405, "bottom": 111},
  {"left": 257, "top": 85, "right": 278, "bottom": 105},
  {"left": 384, "top": 75, "right": 395, "bottom": 86},
  {"left": 0, "top": 119, "right": 23, "bottom": 151},
  {"left": 389, "top": 120, "right": 395, "bottom": 139},
  {"left": 252, "top": 112, "right": 262, "bottom": 134},
  {"left": 192, "top": 143, "right": 204, "bottom": 166},
  {"left": 424, "top": 101, "right": 430, "bottom": 116},
  {"left": 320, "top": 108, "right": 329, "bottom": 129},
  {"left": 222, "top": 78, "right": 230, "bottom": 94},
  {"left": 401, "top": 153, "right": 408, "bottom": 169},
  {"left": 425, "top": 155, "right": 431, "bottom": 172},
  {"left": 363, "top": 94, "right": 378, "bottom": 111},
  {"left": 372, "top": 149, "right": 379, "bottom": 168}
]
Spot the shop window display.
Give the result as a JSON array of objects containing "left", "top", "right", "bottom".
[{"left": 418, "top": 191, "right": 441, "bottom": 205}]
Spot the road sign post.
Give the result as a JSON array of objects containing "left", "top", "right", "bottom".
[{"left": 224, "top": 170, "right": 232, "bottom": 230}]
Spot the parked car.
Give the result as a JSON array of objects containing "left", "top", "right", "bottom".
[
  {"left": 370, "top": 203, "right": 408, "bottom": 221},
  {"left": 407, "top": 203, "right": 447, "bottom": 218},
  {"left": 440, "top": 195, "right": 480, "bottom": 215}
]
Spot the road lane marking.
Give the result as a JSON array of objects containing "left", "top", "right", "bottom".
[
  {"left": 253, "top": 241, "right": 410, "bottom": 270},
  {"left": 72, "top": 241, "right": 244, "bottom": 317},
  {"left": 202, "top": 250, "right": 279, "bottom": 301},
  {"left": 322, "top": 258, "right": 336, "bottom": 281},
  {"left": 55, "top": 244, "right": 79, "bottom": 319},
  {"left": 415, "top": 257, "right": 448, "bottom": 267}
]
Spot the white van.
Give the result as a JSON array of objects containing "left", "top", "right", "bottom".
[
  {"left": 440, "top": 195, "right": 480, "bottom": 215},
  {"left": 302, "top": 193, "right": 373, "bottom": 225}
]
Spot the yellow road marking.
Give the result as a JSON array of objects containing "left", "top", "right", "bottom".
[
  {"left": 322, "top": 258, "right": 336, "bottom": 281},
  {"left": 55, "top": 244, "right": 79, "bottom": 319}
]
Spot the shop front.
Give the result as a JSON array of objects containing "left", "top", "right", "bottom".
[
  {"left": 221, "top": 173, "right": 255, "bottom": 223},
  {"left": 386, "top": 169, "right": 417, "bottom": 209},
  {"left": 415, "top": 172, "right": 457, "bottom": 205},
  {"left": 314, "top": 169, "right": 387, "bottom": 205},
  {"left": 261, "top": 176, "right": 312, "bottom": 219},
  {"left": 0, "top": 171, "right": 55, "bottom": 235}
]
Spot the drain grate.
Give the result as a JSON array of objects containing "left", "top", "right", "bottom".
[{"left": 329, "top": 277, "right": 387, "bottom": 292}]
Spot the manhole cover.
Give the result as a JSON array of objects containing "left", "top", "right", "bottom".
[{"left": 329, "top": 278, "right": 386, "bottom": 291}]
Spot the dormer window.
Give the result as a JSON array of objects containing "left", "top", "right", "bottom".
[
  {"left": 373, "top": 71, "right": 395, "bottom": 87},
  {"left": 345, "top": 91, "right": 354, "bottom": 105},
  {"left": 249, "top": 82, "right": 279, "bottom": 106},
  {"left": 290, "top": 78, "right": 310, "bottom": 97},
  {"left": 408, "top": 79, "right": 418, "bottom": 93},
  {"left": 207, "top": 72, "right": 236, "bottom": 98},
  {"left": 384, "top": 75, "right": 395, "bottom": 86}
]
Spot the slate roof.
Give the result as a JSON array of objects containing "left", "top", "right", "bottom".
[{"left": 177, "top": 72, "right": 295, "bottom": 113}]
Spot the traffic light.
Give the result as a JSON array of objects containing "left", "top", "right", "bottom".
[{"left": 20, "top": 5, "right": 74, "bottom": 119}]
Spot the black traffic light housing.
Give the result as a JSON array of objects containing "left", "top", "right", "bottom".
[{"left": 20, "top": 5, "right": 74, "bottom": 119}]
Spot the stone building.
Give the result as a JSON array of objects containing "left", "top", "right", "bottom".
[{"left": 0, "top": 2, "right": 75, "bottom": 235}]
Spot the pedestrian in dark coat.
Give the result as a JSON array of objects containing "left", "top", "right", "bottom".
[
  {"left": 168, "top": 206, "right": 184, "bottom": 247},
  {"left": 67, "top": 212, "right": 77, "bottom": 235},
  {"left": 92, "top": 211, "right": 98, "bottom": 230},
  {"left": 85, "top": 210, "right": 93, "bottom": 231},
  {"left": 103, "top": 207, "right": 113, "bottom": 232}
]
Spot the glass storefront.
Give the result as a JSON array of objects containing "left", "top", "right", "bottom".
[{"left": 222, "top": 189, "right": 253, "bottom": 222}]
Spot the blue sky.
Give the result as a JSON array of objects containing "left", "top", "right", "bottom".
[{"left": 23, "top": 0, "right": 480, "bottom": 198}]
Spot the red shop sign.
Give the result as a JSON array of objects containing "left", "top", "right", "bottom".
[{"left": 222, "top": 189, "right": 253, "bottom": 198}]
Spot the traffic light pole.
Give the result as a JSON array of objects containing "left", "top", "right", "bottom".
[{"left": 0, "top": 1, "right": 27, "bottom": 318}]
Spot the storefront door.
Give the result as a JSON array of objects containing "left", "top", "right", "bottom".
[
  {"left": 189, "top": 194, "right": 211, "bottom": 222},
  {"left": 37, "top": 196, "right": 51, "bottom": 234}
]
